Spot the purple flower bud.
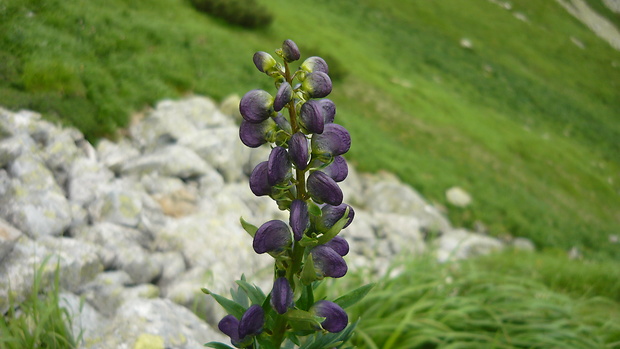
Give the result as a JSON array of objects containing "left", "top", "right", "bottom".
[
  {"left": 240, "top": 89, "right": 274, "bottom": 123},
  {"left": 320, "top": 203, "right": 355, "bottom": 230},
  {"left": 253, "top": 51, "right": 277, "bottom": 73},
  {"left": 324, "top": 236, "right": 349, "bottom": 256},
  {"left": 218, "top": 315, "right": 241, "bottom": 345},
  {"left": 318, "top": 99, "right": 336, "bottom": 124},
  {"left": 271, "top": 277, "right": 294, "bottom": 314},
  {"left": 311, "top": 245, "right": 347, "bottom": 278},
  {"left": 239, "top": 304, "right": 264, "bottom": 339},
  {"left": 288, "top": 132, "right": 309, "bottom": 170},
  {"left": 301, "top": 56, "right": 329, "bottom": 74},
  {"left": 282, "top": 39, "right": 300, "bottom": 62},
  {"left": 267, "top": 146, "right": 291, "bottom": 185},
  {"left": 312, "top": 300, "right": 348, "bottom": 333},
  {"left": 274, "top": 82, "right": 293, "bottom": 112},
  {"left": 322, "top": 156, "right": 348, "bottom": 182},
  {"left": 307, "top": 171, "right": 343, "bottom": 206},
  {"left": 249, "top": 161, "right": 271, "bottom": 196},
  {"left": 299, "top": 100, "right": 325, "bottom": 134},
  {"left": 273, "top": 114, "right": 292, "bottom": 134},
  {"left": 239, "top": 118, "right": 276, "bottom": 148},
  {"left": 302, "top": 71, "right": 332, "bottom": 98},
  {"left": 253, "top": 220, "right": 292, "bottom": 254},
  {"left": 312, "top": 123, "right": 351, "bottom": 157},
  {"left": 290, "top": 199, "right": 309, "bottom": 241}
]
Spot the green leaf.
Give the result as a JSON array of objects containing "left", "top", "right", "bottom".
[
  {"left": 334, "top": 283, "right": 375, "bottom": 309},
  {"left": 317, "top": 206, "right": 350, "bottom": 244},
  {"left": 240, "top": 217, "right": 258, "bottom": 238},
  {"left": 230, "top": 285, "right": 249, "bottom": 308},
  {"left": 297, "top": 284, "right": 315, "bottom": 311},
  {"left": 298, "top": 234, "right": 319, "bottom": 247},
  {"left": 285, "top": 309, "right": 324, "bottom": 331},
  {"left": 256, "top": 335, "right": 279, "bottom": 349},
  {"left": 307, "top": 201, "right": 322, "bottom": 216},
  {"left": 301, "top": 254, "right": 319, "bottom": 285},
  {"left": 204, "top": 342, "right": 235, "bottom": 349},
  {"left": 201, "top": 288, "right": 245, "bottom": 319},
  {"left": 235, "top": 280, "right": 267, "bottom": 305}
]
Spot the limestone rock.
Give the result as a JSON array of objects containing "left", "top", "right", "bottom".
[
  {"left": 446, "top": 186, "right": 472, "bottom": 207},
  {"left": 435, "top": 229, "right": 504, "bottom": 262},
  {"left": 96, "top": 138, "right": 140, "bottom": 173},
  {"left": 121, "top": 144, "right": 215, "bottom": 179},
  {"left": 68, "top": 157, "right": 115, "bottom": 206},
  {"left": 0, "top": 218, "right": 22, "bottom": 262}
]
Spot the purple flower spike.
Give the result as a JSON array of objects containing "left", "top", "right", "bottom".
[
  {"left": 290, "top": 199, "right": 309, "bottom": 241},
  {"left": 299, "top": 100, "right": 325, "bottom": 134},
  {"left": 239, "top": 305, "right": 265, "bottom": 339},
  {"left": 319, "top": 99, "right": 336, "bottom": 124},
  {"left": 324, "top": 236, "right": 349, "bottom": 256},
  {"left": 271, "top": 277, "right": 294, "bottom": 314},
  {"left": 249, "top": 161, "right": 271, "bottom": 197},
  {"left": 312, "top": 123, "right": 351, "bottom": 157},
  {"left": 307, "top": 171, "right": 343, "bottom": 206},
  {"left": 253, "top": 220, "right": 292, "bottom": 254},
  {"left": 320, "top": 203, "right": 355, "bottom": 230},
  {"left": 268, "top": 146, "right": 291, "bottom": 185},
  {"left": 274, "top": 82, "right": 293, "bottom": 112},
  {"left": 282, "top": 39, "right": 300, "bottom": 62},
  {"left": 218, "top": 315, "right": 241, "bottom": 345},
  {"left": 301, "top": 56, "right": 329, "bottom": 74},
  {"left": 312, "top": 300, "right": 348, "bottom": 333},
  {"left": 240, "top": 89, "right": 274, "bottom": 123},
  {"left": 302, "top": 71, "right": 332, "bottom": 98},
  {"left": 311, "top": 245, "right": 347, "bottom": 278},
  {"left": 273, "top": 114, "right": 292, "bottom": 134},
  {"left": 288, "top": 132, "right": 309, "bottom": 170},
  {"left": 322, "top": 156, "right": 348, "bottom": 182},
  {"left": 253, "top": 51, "right": 277, "bottom": 73},
  {"left": 239, "top": 118, "right": 276, "bottom": 148}
]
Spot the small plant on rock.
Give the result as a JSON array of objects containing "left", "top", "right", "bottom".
[{"left": 203, "top": 39, "right": 373, "bottom": 349}]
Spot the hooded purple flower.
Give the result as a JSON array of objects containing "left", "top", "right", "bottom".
[
  {"left": 273, "top": 82, "right": 293, "bottom": 112},
  {"left": 290, "top": 199, "right": 309, "bottom": 241},
  {"left": 239, "top": 118, "right": 276, "bottom": 148},
  {"left": 302, "top": 71, "right": 332, "bottom": 98},
  {"left": 249, "top": 161, "right": 271, "bottom": 197},
  {"left": 299, "top": 100, "right": 325, "bottom": 134},
  {"left": 288, "top": 132, "right": 309, "bottom": 170},
  {"left": 301, "top": 56, "right": 329, "bottom": 74},
  {"left": 267, "top": 146, "right": 291, "bottom": 185},
  {"left": 253, "top": 220, "right": 292, "bottom": 254},
  {"left": 322, "top": 156, "right": 348, "bottom": 182},
  {"left": 307, "top": 171, "right": 343, "bottom": 206},
  {"left": 240, "top": 89, "right": 274, "bottom": 123},
  {"left": 282, "top": 39, "right": 300, "bottom": 62},
  {"left": 319, "top": 203, "right": 355, "bottom": 231},
  {"left": 311, "top": 245, "right": 347, "bottom": 278},
  {"left": 270, "top": 277, "right": 294, "bottom": 314},
  {"left": 273, "top": 114, "right": 292, "bottom": 134},
  {"left": 318, "top": 99, "right": 336, "bottom": 124},
  {"left": 218, "top": 315, "right": 241, "bottom": 346},
  {"left": 312, "top": 123, "right": 351, "bottom": 157},
  {"left": 239, "top": 305, "right": 264, "bottom": 339},
  {"left": 253, "top": 51, "right": 277, "bottom": 74},
  {"left": 324, "top": 236, "right": 349, "bottom": 256},
  {"left": 312, "top": 300, "right": 348, "bottom": 333}
]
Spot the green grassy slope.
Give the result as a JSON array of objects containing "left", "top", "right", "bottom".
[{"left": 1, "top": 0, "right": 619, "bottom": 259}]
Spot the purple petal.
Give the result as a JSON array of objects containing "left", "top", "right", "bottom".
[
  {"left": 319, "top": 203, "right": 355, "bottom": 230},
  {"left": 322, "top": 156, "right": 348, "bottom": 182},
  {"left": 253, "top": 51, "right": 277, "bottom": 73},
  {"left": 239, "top": 118, "right": 276, "bottom": 148},
  {"left": 288, "top": 132, "right": 309, "bottom": 170},
  {"left": 319, "top": 99, "right": 336, "bottom": 124},
  {"left": 299, "top": 100, "right": 325, "bottom": 134},
  {"left": 270, "top": 277, "right": 294, "bottom": 314},
  {"left": 307, "top": 171, "right": 343, "bottom": 206},
  {"left": 249, "top": 161, "right": 271, "bottom": 196},
  {"left": 301, "top": 56, "right": 329, "bottom": 74},
  {"left": 273, "top": 114, "right": 292, "bottom": 134},
  {"left": 312, "top": 123, "right": 351, "bottom": 157},
  {"left": 218, "top": 315, "right": 241, "bottom": 344},
  {"left": 302, "top": 72, "right": 332, "bottom": 98},
  {"left": 290, "top": 199, "right": 309, "bottom": 241},
  {"left": 239, "top": 304, "right": 264, "bottom": 339},
  {"left": 312, "top": 300, "right": 348, "bottom": 333},
  {"left": 240, "top": 89, "right": 274, "bottom": 123},
  {"left": 267, "top": 146, "right": 291, "bottom": 185},
  {"left": 324, "top": 236, "right": 349, "bottom": 256},
  {"left": 282, "top": 39, "right": 300, "bottom": 62},
  {"left": 253, "top": 220, "right": 292, "bottom": 254},
  {"left": 274, "top": 82, "right": 293, "bottom": 112},
  {"left": 311, "top": 245, "right": 347, "bottom": 278}
]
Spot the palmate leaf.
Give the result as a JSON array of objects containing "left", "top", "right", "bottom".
[
  {"left": 334, "top": 283, "right": 375, "bottom": 309},
  {"left": 204, "top": 341, "right": 235, "bottom": 349},
  {"left": 240, "top": 217, "right": 258, "bottom": 238},
  {"left": 235, "top": 279, "right": 267, "bottom": 305},
  {"left": 299, "top": 320, "right": 360, "bottom": 349},
  {"left": 201, "top": 288, "right": 245, "bottom": 319}
]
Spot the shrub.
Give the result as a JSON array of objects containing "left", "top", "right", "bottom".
[{"left": 189, "top": 0, "right": 273, "bottom": 29}]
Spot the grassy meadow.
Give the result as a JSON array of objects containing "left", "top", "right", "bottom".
[{"left": 1, "top": 0, "right": 620, "bottom": 347}]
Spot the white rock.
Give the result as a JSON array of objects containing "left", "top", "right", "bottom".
[
  {"left": 121, "top": 144, "right": 215, "bottom": 179},
  {"left": 446, "top": 186, "right": 472, "bottom": 207},
  {"left": 0, "top": 218, "right": 22, "bottom": 262},
  {"left": 435, "top": 229, "right": 504, "bottom": 262}
]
